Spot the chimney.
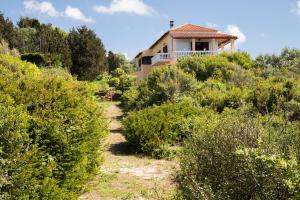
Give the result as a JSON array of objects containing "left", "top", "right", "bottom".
[{"left": 170, "top": 21, "right": 174, "bottom": 29}]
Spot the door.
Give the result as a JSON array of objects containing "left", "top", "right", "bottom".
[{"left": 195, "top": 42, "right": 209, "bottom": 51}]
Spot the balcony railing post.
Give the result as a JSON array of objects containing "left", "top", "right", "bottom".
[{"left": 151, "top": 50, "right": 221, "bottom": 66}]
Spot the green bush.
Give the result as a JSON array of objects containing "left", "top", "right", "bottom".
[
  {"left": 254, "top": 48, "right": 300, "bottom": 71},
  {"left": 21, "top": 53, "right": 62, "bottom": 68},
  {"left": 220, "top": 51, "right": 253, "bottom": 69},
  {"left": 122, "top": 100, "right": 213, "bottom": 158},
  {"left": 176, "top": 109, "right": 300, "bottom": 200},
  {"left": 193, "top": 79, "right": 251, "bottom": 112},
  {"left": 0, "top": 55, "right": 108, "bottom": 199},
  {"left": 250, "top": 77, "right": 298, "bottom": 114},
  {"left": 177, "top": 55, "right": 242, "bottom": 81},
  {"left": 121, "top": 66, "right": 197, "bottom": 111},
  {"left": 0, "top": 39, "right": 19, "bottom": 57}
]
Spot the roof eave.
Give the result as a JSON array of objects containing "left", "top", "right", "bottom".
[{"left": 149, "top": 31, "right": 169, "bottom": 49}]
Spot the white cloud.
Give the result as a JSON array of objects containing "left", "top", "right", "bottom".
[
  {"left": 290, "top": 0, "right": 300, "bottom": 15},
  {"left": 24, "top": 0, "right": 60, "bottom": 17},
  {"left": 64, "top": 6, "right": 93, "bottom": 23},
  {"left": 24, "top": 1, "right": 93, "bottom": 23},
  {"left": 225, "top": 25, "right": 246, "bottom": 44},
  {"left": 93, "top": 0, "right": 155, "bottom": 16}
]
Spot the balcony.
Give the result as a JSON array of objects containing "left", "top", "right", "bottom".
[{"left": 151, "top": 50, "right": 219, "bottom": 66}]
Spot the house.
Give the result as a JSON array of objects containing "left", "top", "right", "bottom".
[{"left": 135, "top": 21, "right": 238, "bottom": 80}]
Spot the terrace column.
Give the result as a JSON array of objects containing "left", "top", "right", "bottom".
[
  {"left": 171, "top": 38, "right": 177, "bottom": 64},
  {"left": 230, "top": 39, "right": 236, "bottom": 53},
  {"left": 192, "top": 39, "right": 196, "bottom": 51},
  {"left": 212, "top": 39, "right": 216, "bottom": 53}
]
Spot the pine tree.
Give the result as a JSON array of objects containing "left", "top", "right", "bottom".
[{"left": 68, "top": 26, "right": 107, "bottom": 80}]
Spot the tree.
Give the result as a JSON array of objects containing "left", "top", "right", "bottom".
[
  {"left": 68, "top": 26, "right": 107, "bottom": 80},
  {"left": 15, "top": 17, "right": 72, "bottom": 68},
  {"left": 107, "top": 51, "right": 135, "bottom": 73},
  {"left": 0, "top": 12, "right": 17, "bottom": 48},
  {"left": 107, "top": 51, "right": 124, "bottom": 73},
  {"left": 17, "top": 17, "right": 40, "bottom": 29}
]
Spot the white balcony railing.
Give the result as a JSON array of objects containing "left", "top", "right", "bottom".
[
  {"left": 151, "top": 53, "right": 171, "bottom": 65},
  {"left": 176, "top": 50, "right": 218, "bottom": 57},
  {"left": 151, "top": 50, "right": 219, "bottom": 66}
]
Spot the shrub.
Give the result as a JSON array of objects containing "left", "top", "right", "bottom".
[
  {"left": 176, "top": 109, "right": 300, "bottom": 200},
  {"left": 250, "top": 77, "right": 298, "bottom": 114},
  {"left": 0, "top": 39, "right": 19, "bottom": 57},
  {"left": 254, "top": 48, "right": 300, "bottom": 71},
  {"left": 21, "top": 53, "right": 62, "bottom": 68},
  {"left": 193, "top": 79, "right": 251, "bottom": 112},
  {"left": 220, "top": 51, "right": 253, "bottom": 69},
  {"left": 0, "top": 55, "right": 108, "bottom": 199},
  {"left": 121, "top": 66, "right": 197, "bottom": 111},
  {"left": 177, "top": 55, "right": 242, "bottom": 81},
  {"left": 122, "top": 101, "right": 211, "bottom": 158}
]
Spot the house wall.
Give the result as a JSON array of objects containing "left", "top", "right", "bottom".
[
  {"left": 175, "top": 39, "right": 221, "bottom": 51},
  {"left": 176, "top": 39, "right": 192, "bottom": 51},
  {"left": 151, "top": 35, "right": 172, "bottom": 54}
]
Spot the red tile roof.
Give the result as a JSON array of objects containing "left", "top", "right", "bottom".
[
  {"left": 171, "top": 32, "right": 238, "bottom": 39},
  {"left": 171, "top": 23, "right": 218, "bottom": 32}
]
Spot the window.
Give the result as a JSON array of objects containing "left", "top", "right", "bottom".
[
  {"left": 141, "top": 56, "right": 152, "bottom": 65},
  {"left": 195, "top": 42, "right": 209, "bottom": 51}
]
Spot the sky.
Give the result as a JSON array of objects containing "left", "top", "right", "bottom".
[{"left": 1, "top": 0, "right": 300, "bottom": 59}]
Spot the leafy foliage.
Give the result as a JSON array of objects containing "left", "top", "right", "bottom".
[
  {"left": 177, "top": 109, "right": 300, "bottom": 200},
  {"left": 254, "top": 48, "right": 300, "bottom": 70},
  {"left": 0, "top": 55, "right": 108, "bottom": 199},
  {"left": 21, "top": 53, "right": 62, "bottom": 67},
  {"left": 122, "top": 100, "right": 207, "bottom": 158},
  {"left": 121, "top": 66, "right": 197, "bottom": 111},
  {"left": 220, "top": 51, "right": 253, "bottom": 69},
  {"left": 177, "top": 53, "right": 249, "bottom": 81},
  {"left": 0, "top": 39, "right": 19, "bottom": 57},
  {"left": 120, "top": 49, "right": 300, "bottom": 199},
  {"left": 0, "top": 12, "right": 18, "bottom": 48},
  {"left": 68, "top": 26, "right": 107, "bottom": 80},
  {"left": 98, "top": 68, "right": 136, "bottom": 92}
]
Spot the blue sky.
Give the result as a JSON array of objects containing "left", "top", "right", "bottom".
[{"left": 1, "top": 0, "right": 300, "bottom": 59}]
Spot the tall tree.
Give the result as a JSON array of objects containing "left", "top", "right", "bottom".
[
  {"left": 0, "top": 12, "right": 17, "bottom": 48},
  {"left": 17, "top": 17, "right": 40, "bottom": 29},
  {"left": 15, "top": 17, "right": 72, "bottom": 68},
  {"left": 107, "top": 51, "right": 123, "bottom": 73},
  {"left": 68, "top": 26, "right": 107, "bottom": 80}
]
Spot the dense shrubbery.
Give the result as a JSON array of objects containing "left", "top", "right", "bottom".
[
  {"left": 121, "top": 66, "right": 196, "bottom": 111},
  {"left": 98, "top": 68, "right": 136, "bottom": 92},
  {"left": 0, "top": 39, "right": 19, "bottom": 57},
  {"left": 21, "top": 53, "right": 62, "bottom": 67},
  {"left": 122, "top": 100, "right": 211, "bottom": 158},
  {"left": 177, "top": 109, "right": 300, "bottom": 199},
  {"left": 120, "top": 49, "right": 300, "bottom": 198},
  {"left": 177, "top": 52, "right": 254, "bottom": 81},
  {"left": 0, "top": 55, "right": 108, "bottom": 199},
  {"left": 254, "top": 48, "right": 300, "bottom": 70}
]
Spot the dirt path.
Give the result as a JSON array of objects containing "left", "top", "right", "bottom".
[{"left": 79, "top": 103, "right": 176, "bottom": 200}]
